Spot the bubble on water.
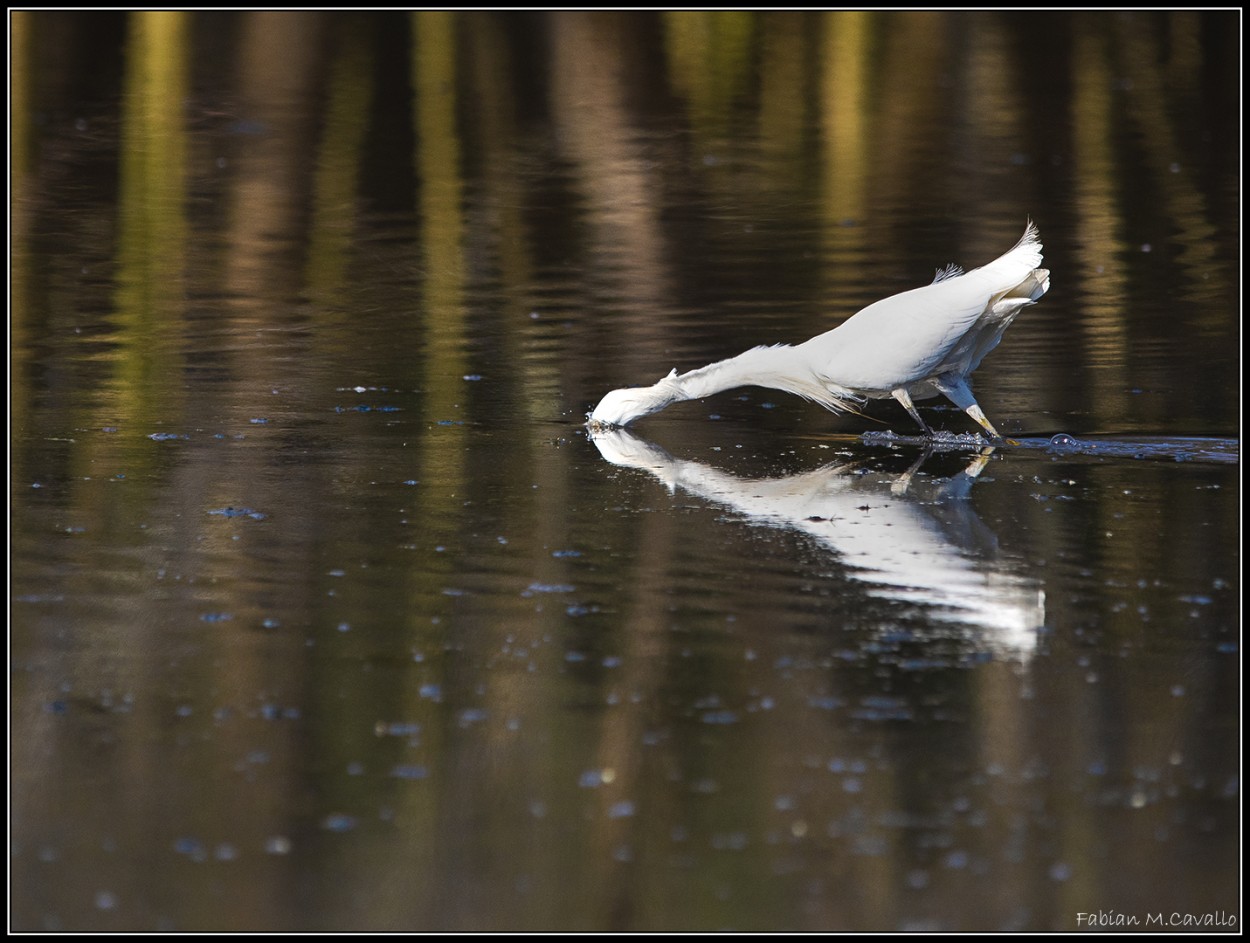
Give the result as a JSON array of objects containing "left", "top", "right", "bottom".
[
  {"left": 174, "top": 837, "right": 206, "bottom": 860},
  {"left": 579, "top": 767, "right": 615, "bottom": 788},
  {"left": 321, "top": 813, "right": 357, "bottom": 832},
  {"left": 944, "top": 849, "right": 969, "bottom": 870},
  {"left": 214, "top": 843, "right": 238, "bottom": 861},
  {"left": 375, "top": 721, "right": 421, "bottom": 737},
  {"left": 523, "top": 582, "right": 576, "bottom": 595},
  {"left": 390, "top": 764, "right": 429, "bottom": 780}
]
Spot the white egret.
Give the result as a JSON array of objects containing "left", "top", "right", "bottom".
[{"left": 587, "top": 222, "right": 1049, "bottom": 439}]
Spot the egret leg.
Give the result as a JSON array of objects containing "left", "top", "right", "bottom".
[
  {"left": 891, "top": 446, "right": 934, "bottom": 495},
  {"left": 891, "top": 388, "right": 934, "bottom": 436},
  {"left": 964, "top": 403, "right": 1003, "bottom": 440},
  {"left": 932, "top": 373, "right": 1002, "bottom": 440}
]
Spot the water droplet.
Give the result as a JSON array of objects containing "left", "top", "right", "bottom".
[{"left": 321, "top": 813, "right": 357, "bottom": 832}]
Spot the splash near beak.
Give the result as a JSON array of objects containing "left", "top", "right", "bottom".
[{"left": 585, "top": 415, "right": 619, "bottom": 433}]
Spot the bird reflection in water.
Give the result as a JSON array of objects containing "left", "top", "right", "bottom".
[{"left": 589, "top": 429, "right": 1045, "bottom": 659}]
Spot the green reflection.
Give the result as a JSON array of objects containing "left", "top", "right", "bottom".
[
  {"left": 413, "top": 11, "right": 468, "bottom": 421},
  {"left": 664, "top": 11, "right": 757, "bottom": 134},
  {"left": 114, "top": 10, "right": 190, "bottom": 416},
  {"left": 1071, "top": 22, "right": 1131, "bottom": 416},
  {"left": 409, "top": 9, "right": 471, "bottom": 641},
  {"left": 10, "top": 11, "right": 34, "bottom": 190},
  {"left": 756, "top": 14, "right": 812, "bottom": 167},
  {"left": 305, "top": 23, "right": 375, "bottom": 307},
  {"left": 819, "top": 11, "right": 871, "bottom": 269}
]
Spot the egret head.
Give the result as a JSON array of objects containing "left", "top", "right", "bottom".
[{"left": 587, "top": 370, "right": 684, "bottom": 429}]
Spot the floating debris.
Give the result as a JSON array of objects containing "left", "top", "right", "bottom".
[{"left": 208, "top": 507, "right": 268, "bottom": 520}]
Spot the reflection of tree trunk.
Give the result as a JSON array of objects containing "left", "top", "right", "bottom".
[
  {"left": 304, "top": 24, "right": 374, "bottom": 308},
  {"left": 1113, "top": 14, "right": 1223, "bottom": 313},
  {"left": 820, "top": 10, "right": 871, "bottom": 236},
  {"left": 413, "top": 10, "right": 468, "bottom": 425},
  {"left": 224, "top": 11, "right": 327, "bottom": 298},
  {"left": 1071, "top": 25, "right": 1130, "bottom": 420},
  {"left": 410, "top": 8, "right": 471, "bottom": 583},
  {"left": 663, "top": 11, "right": 756, "bottom": 134},
  {"left": 757, "top": 13, "right": 811, "bottom": 165},
  {"left": 548, "top": 13, "right": 678, "bottom": 376},
  {"left": 10, "top": 11, "right": 36, "bottom": 430},
  {"left": 114, "top": 11, "right": 189, "bottom": 417}
]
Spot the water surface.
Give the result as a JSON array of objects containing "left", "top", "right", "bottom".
[{"left": 10, "top": 10, "right": 1240, "bottom": 932}]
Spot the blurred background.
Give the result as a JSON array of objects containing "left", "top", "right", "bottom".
[{"left": 10, "top": 10, "right": 1240, "bottom": 932}]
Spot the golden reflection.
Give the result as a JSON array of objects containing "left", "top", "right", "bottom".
[
  {"left": 113, "top": 11, "right": 190, "bottom": 417},
  {"left": 663, "top": 11, "right": 757, "bottom": 134},
  {"left": 413, "top": 11, "right": 469, "bottom": 422},
  {"left": 1070, "top": 24, "right": 1131, "bottom": 411},
  {"left": 819, "top": 10, "right": 871, "bottom": 232},
  {"left": 10, "top": 11, "right": 35, "bottom": 430},
  {"left": 404, "top": 18, "right": 473, "bottom": 815},
  {"left": 10, "top": 11, "right": 34, "bottom": 193}
]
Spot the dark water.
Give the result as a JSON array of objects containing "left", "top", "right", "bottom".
[{"left": 10, "top": 11, "right": 1240, "bottom": 932}]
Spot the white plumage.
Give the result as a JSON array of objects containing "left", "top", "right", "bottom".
[{"left": 587, "top": 222, "right": 1050, "bottom": 439}]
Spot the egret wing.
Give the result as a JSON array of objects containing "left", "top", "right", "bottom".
[{"left": 807, "top": 223, "right": 1045, "bottom": 395}]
